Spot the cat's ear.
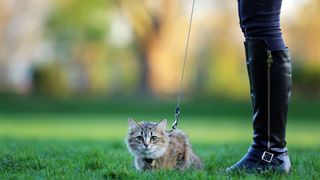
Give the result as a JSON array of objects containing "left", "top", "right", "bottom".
[
  {"left": 128, "top": 117, "right": 140, "bottom": 129},
  {"left": 157, "top": 119, "right": 167, "bottom": 129}
]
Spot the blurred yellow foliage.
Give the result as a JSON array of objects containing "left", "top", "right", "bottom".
[{"left": 0, "top": 0, "right": 319, "bottom": 98}]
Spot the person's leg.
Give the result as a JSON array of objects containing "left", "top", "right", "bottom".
[
  {"left": 238, "top": 0, "right": 286, "bottom": 51},
  {"left": 227, "top": 0, "right": 292, "bottom": 173}
]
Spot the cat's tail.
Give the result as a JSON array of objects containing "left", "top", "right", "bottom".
[{"left": 190, "top": 152, "right": 203, "bottom": 170}]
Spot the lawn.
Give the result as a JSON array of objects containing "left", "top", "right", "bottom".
[{"left": 0, "top": 97, "right": 319, "bottom": 179}]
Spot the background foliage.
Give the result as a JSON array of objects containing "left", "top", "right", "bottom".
[{"left": 0, "top": 0, "right": 319, "bottom": 99}]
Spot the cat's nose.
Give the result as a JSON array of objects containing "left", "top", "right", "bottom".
[{"left": 143, "top": 143, "right": 150, "bottom": 149}]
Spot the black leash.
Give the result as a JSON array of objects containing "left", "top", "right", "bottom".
[{"left": 171, "top": 0, "right": 196, "bottom": 130}]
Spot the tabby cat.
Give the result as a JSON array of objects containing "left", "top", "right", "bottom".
[{"left": 125, "top": 118, "right": 203, "bottom": 171}]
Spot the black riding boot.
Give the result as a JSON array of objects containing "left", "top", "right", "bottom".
[{"left": 226, "top": 38, "right": 292, "bottom": 173}]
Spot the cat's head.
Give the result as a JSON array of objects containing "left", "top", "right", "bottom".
[{"left": 126, "top": 118, "right": 169, "bottom": 159}]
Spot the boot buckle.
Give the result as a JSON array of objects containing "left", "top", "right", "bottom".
[{"left": 261, "top": 151, "right": 274, "bottom": 163}]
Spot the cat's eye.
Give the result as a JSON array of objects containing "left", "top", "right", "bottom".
[
  {"left": 136, "top": 136, "right": 144, "bottom": 141},
  {"left": 150, "top": 136, "right": 158, "bottom": 141}
]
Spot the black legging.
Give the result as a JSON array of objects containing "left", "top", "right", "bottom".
[{"left": 238, "top": 0, "right": 285, "bottom": 50}]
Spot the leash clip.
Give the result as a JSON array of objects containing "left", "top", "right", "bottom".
[{"left": 171, "top": 107, "right": 180, "bottom": 130}]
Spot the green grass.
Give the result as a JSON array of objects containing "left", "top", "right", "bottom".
[
  {"left": 0, "top": 97, "right": 319, "bottom": 179},
  {"left": 0, "top": 137, "right": 319, "bottom": 179}
]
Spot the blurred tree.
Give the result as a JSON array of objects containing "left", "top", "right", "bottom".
[
  {"left": 285, "top": 0, "right": 320, "bottom": 97},
  {"left": 117, "top": 0, "right": 249, "bottom": 99},
  {"left": 0, "top": 0, "right": 50, "bottom": 94},
  {"left": 44, "top": 0, "right": 113, "bottom": 95},
  {"left": 43, "top": 0, "right": 142, "bottom": 96},
  {"left": 118, "top": 0, "right": 185, "bottom": 95}
]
